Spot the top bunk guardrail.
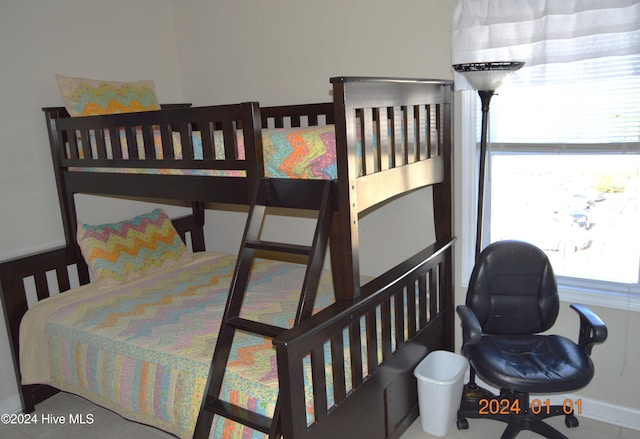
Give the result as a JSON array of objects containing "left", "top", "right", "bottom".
[
  {"left": 42, "top": 101, "right": 340, "bottom": 208},
  {"left": 44, "top": 102, "right": 262, "bottom": 176}
]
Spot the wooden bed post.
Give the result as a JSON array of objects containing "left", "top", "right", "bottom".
[
  {"left": 242, "top": 102, "right": 264, "bottom": 197},
  {"left": 43, "top": 107, "right": 78, "bottom": 247},
  {"left": 329, "top": 79, "right": 362, "bottom": 301},
  {"left": 189, "top": 201, "right": 206, "bottom": 252},
  {"left": 432, "top": 84, "right": 455, "bottom": 350},
  {"left": 432, "top": 86, "right": 454, "bottom": 244}
]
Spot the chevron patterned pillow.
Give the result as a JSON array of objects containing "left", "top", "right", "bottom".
[
  {"left": 56, "top": 74, "right": 161, "bottom": 117},
  {"left": 77, "top": 208, "right": 191, "bottom": 287}
]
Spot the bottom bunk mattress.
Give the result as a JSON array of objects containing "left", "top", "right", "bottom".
[{"left": 19, "top": 251, "right": 339, "bottom": 438}]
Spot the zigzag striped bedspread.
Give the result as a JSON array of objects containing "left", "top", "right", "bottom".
[{"left": 19, "top": 252, "right": 338, "bottom": 438}]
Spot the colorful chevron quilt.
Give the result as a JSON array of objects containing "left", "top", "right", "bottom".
[
  {"left": 19, "top": 252, "right": 340, "bottom": 438},
  {"left": 69, "top": 125, "right": 339, "bottom": 180}
]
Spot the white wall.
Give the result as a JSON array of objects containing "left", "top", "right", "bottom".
[
  {"left": 173, "top": 0, "right": 454, "bottom": 106},
  {"left": 0, "top": 0, "right": 182, "bottom": 413},
  {"left": 0, "top": 0, "right": 183, "bottom": 260}
]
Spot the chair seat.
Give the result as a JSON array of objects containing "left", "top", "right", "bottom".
[{"left": 471, "top": 335, "right": 594, "bottom": 393}]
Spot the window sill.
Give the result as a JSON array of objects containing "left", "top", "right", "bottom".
[{"left": 558, "top": 283, "right": 640, "bottom": 313}]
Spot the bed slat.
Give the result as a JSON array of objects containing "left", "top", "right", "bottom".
[
  {"left": 407, "top": 282, "right": 417, "bottom": 338},
  {"left": 349, "top": 321, "right": 364, "bottom": 388},
  {"left": 394, "top": 289, "right": 405, "bottom": 349},
  {"left": 425, "top": 105, "right": 433, "bottom": 159},
  {"left": 66, "top": 131, "right": 78, "bottom": 160},
  {"left": 179, "top": 123, "right": 194, "bottom": 161},
  {"left": 361, "top": 109, "right": 375, "bottom": 175},
  {"left": 380, "top": 300, "right": 392, "bottom": 361},
  {"left": 199, "top": 121, "right": 214, "bottom": 161},
  {"left": 310, "top": 346, "right": 328, "bottom": 422},
  {"left": 416, "top": 105, "right": 426, "bottom": 161},
  {"left": 418, "top": 275, "right": 428, "bottom": 329},
  {"left": 141, "top": 125, "right": 155, "bottom": 158},
  {"left": 391, "top": 107, "right": 402, "bottom": 167},
  {"left": 407, "top": 105, "right": 418, "bottom": 164},
  {"left": 34, "top": 272, "right": 50, "bottom": 302},
  {"left": 222, "top": 120, "right": 238, "bottom": 161},
  {"left": 109, "top": 127, "right": 123, "bottom": 160},
  {"left": 159, "top": 124, "right": 174, "bottom": 160},
  {"left": 78, "top": 130, "right": 90, "bottom": 160},
  {"left": 429, "top": 268, "right": 438, "bottom": 320},
  {"left": 55, "top": 265, "right": 71, "bottom": 293},
  {"left": 330, "top": 332, "right": 347, "bottom": 404},
  {"left": 375, "top": 108, "right": 388, "bottom": 172},
  {"left": 94, "top": 129, "right": 107, "bottom": 159},
  {"left": 365, "top": 309, "right": 379, "bottom": 375},
  {"left": 434, "top": 104, "right": 442, "bottom": 157}
]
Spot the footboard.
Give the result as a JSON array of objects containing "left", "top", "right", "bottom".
[
  {"left": 274, "top": 238, "right": 455, "bottom": 439},
  {"left": 0, "top": 214, "right": 205, "bottom": 413}
]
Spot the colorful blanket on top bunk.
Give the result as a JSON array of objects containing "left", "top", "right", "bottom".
[
  {"left": 69, "top": 125, "right": 339, "bottom": 180},
  {"left": 19, "top": 252, "right": 341, "bottom": 439}
]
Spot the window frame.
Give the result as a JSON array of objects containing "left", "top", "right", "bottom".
[{"left": 459, "top": 90, "right": 640, "bottom": 312}]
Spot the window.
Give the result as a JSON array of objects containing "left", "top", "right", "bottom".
[
  {"left": 451, "top": 0, "right": 640, "bottom": 310},
  {"left": 468, "top": 56, "right": 640, "bottom": 309},
  {"left": 489, "top": 153, "right": 640, "bottom": 284}
]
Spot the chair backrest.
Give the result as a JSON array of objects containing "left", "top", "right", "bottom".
[{"left": 467, "top": 240, "right": 559, "bottom": 335}]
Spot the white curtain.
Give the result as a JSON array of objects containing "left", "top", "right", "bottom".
[{"left": 451, "top": 0, "right": 640, "bottom": 90}]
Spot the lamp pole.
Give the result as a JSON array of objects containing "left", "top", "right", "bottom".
[
  {"left": 475, "top": 90, "right": 495, "bottom": 259},
  {"left": 453, "top": 61, "right": 524, "bottom": 401}
]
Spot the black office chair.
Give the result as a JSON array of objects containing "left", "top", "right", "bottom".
[{"left": 456, "top": 240, "right": 607, "bottom": 439}]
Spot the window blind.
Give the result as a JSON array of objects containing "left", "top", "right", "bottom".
[{"left": 480, "top": 54, "right": 640, "bottom": 146}]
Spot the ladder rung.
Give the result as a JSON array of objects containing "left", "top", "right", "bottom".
[
  {"left": 194, "top": 180, "right": 335, "bottom": 438},
  {"left": 227, "top": 317, "right": 288, "bottom": 338},
  {"left": 245, "top": 240, "right": 312, "bottom": 255},
  {"left": 205, "top": 399, "right": 272, "bottom": 433}
]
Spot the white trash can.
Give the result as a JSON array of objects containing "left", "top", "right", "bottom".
[{"left": 414, "top": 350, "right": 469, "bottom": 437}]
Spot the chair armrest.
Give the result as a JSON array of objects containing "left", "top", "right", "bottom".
[
  {"left": 570, "top": 303, "right": 608, "bottom": 355},
  {"left": 456, "top": 305, "right": 482, "bottom": 358}
]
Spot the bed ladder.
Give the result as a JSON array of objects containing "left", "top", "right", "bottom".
[{"left": 193, "top": 178, "right": 336, "bottom": 439}]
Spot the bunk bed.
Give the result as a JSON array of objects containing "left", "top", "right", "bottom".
[{"left": 0, "top": 77, "right": 455, "bottom": 439}]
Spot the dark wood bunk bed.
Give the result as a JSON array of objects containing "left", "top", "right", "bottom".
[{"left": 0, "top": 77, "right": 455, "bottom": 439}]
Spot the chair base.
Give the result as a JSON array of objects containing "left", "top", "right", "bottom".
[{"left": 457, "top": 384, "right": 579, "bottom": 439}]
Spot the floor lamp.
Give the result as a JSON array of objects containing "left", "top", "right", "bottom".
[
  {"left": 452, "top": 61, "right": 525, "bottom": 401},
  {"left": 453, "top": 61, "right": 524, "bottom": 259}
]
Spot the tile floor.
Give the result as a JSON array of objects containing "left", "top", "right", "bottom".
[{"left": 1, "top": 392, "right": 637, "bottom": 439}]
